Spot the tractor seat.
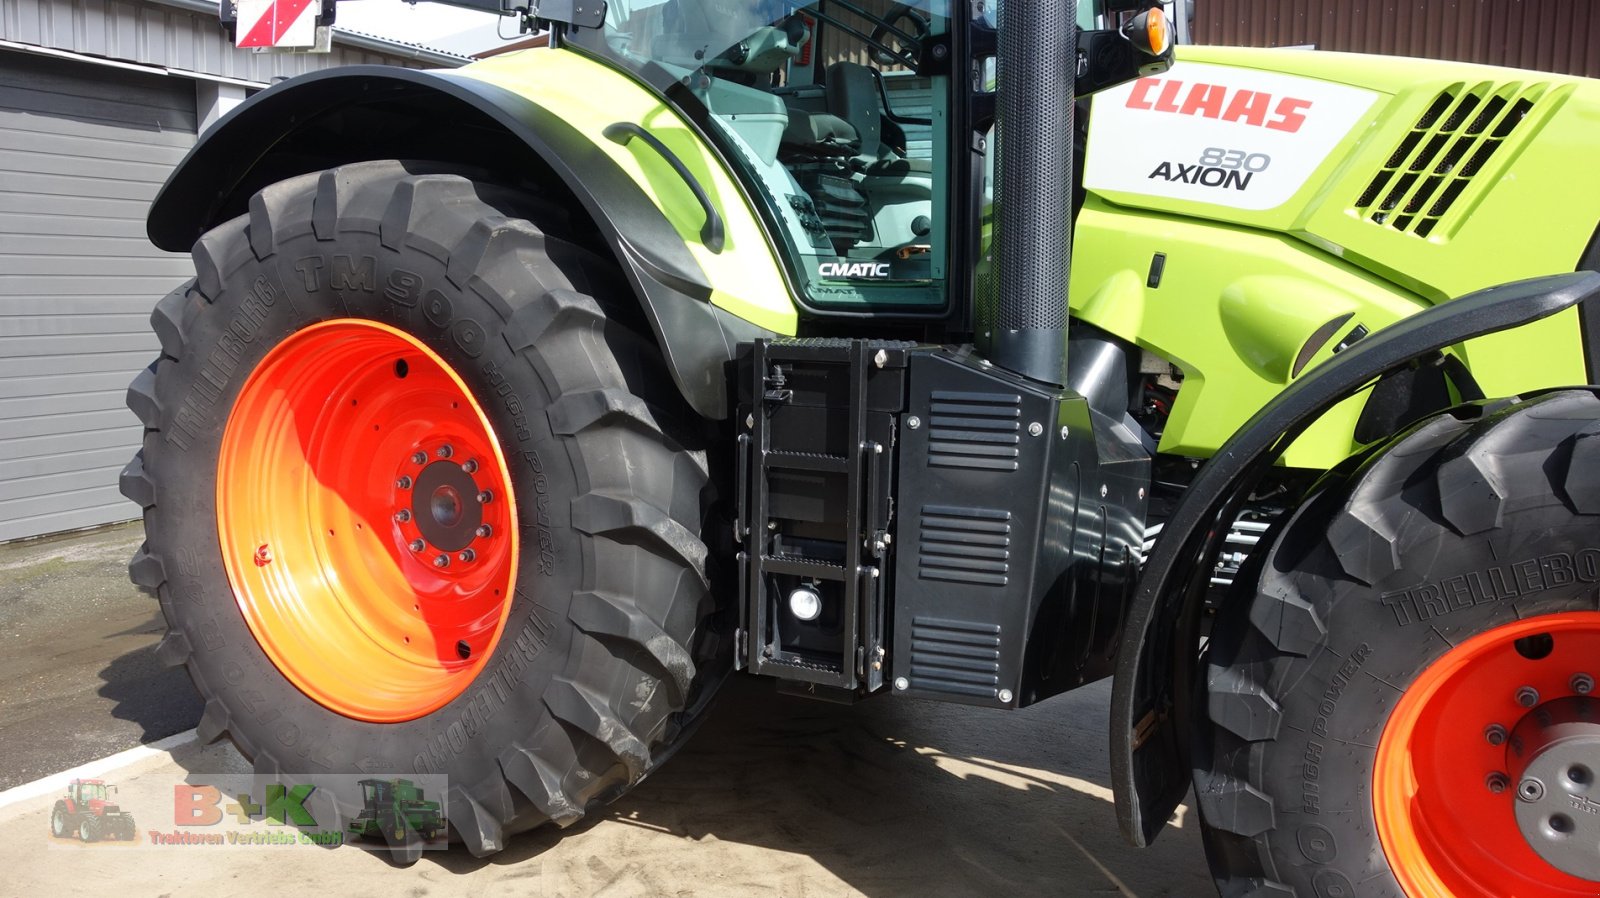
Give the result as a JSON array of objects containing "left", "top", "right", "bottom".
[
  {"left": 779, "top": 107, "right": 932, "bottom": 174},
  {"left": 824, "top": 62, "right": 932, "bottom": 175},
  {"left": 866, "top": 155, "right": 933, "bottom": 176},
  {"left": 781, "top": 108, "right": 860, "bottom": 158}
]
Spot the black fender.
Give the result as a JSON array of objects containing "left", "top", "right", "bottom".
[
  {"left": 147, "top": 65, "right": 769, "bottom": 420},
  {"left": 1110, "top": 269, "right": 1600, "bottom": 846}
]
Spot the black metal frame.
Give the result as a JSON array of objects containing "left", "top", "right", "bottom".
[{"left": 736, "top": 339, "right": 905, "bottom": 690}]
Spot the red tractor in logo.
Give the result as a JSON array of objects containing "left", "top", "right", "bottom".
[{"left": 50, "top": 779, "right": 136, "bottom": 842}]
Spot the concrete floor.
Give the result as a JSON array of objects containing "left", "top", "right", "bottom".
[
  {"left": 0, "top": 522, "right": 1214, "bottom": 897},
  {"left": 0, "top": 522, "right": 201, "bottom": 788}
]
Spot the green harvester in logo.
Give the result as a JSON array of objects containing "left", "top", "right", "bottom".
[{"left": 348, "top": 779, "right": 443, "bottom": 843}]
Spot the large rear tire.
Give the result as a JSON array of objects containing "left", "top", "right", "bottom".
[
  {"left": 122, "top": 160, "right": 722, "bottom": 857},
  {"left": 1197, "top": 391, "right": 1600, "bottom": 897}
]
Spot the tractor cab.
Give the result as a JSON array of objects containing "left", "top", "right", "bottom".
[
  {"left": 567, "top": 0, "right": 1173, "bottom": 315},
  {"left": 67, "top": 779, "right": 113, "bottom": 808},
  {"left": 359, "top": 778, "right": 393, "bottom": 806},
  {"left": 568, "top": 0, "right": 959, "bottom": 311}
]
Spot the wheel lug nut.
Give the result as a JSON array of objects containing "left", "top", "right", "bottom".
[
  {"left": 409, "top": 539, "right": 425, "bottom": 553},
  {"left": 254, "top": 544, "right": 273, "bottom": 566},
  {"left": 396, "top": 475, "right": 412, "bottom": 490},
  {"left": 1516, "top": 686, "right": 1540, "bottom": 708},
  {"left": 433, "top": 554, "right": 449, "bottom": 568},
  {"left": 1485, "top": 724, "right": 1508, "bottom": 746},
  {"left": 1486, "top": 772, "right": 1509, "bottom": 794},
  {"left": 477, "top": 490, "right": 493, "bottom": 504},
  {"left": 475, "top": 524, "right": 492, "bottom": 538},
  {"left": 462, "top": 459, "right": 478, "bottom": 474},
  {"left": 458, "top": 549, "right": 475, "bottom": 563},
  {"left": 1518, "top": 777, "right": 1545, "bottom": 802},
  {"left": 395, "top": 509, "right": 412, "bottom": 523},
  {"left": 437, "top": 445, "right": 454, "bottom": 459},
  {"left": 1572, "top": 673, "right": 1594, "bottom": 695},
  {"left": 411, "top": 451, "right": 427, "bottom": 465}
]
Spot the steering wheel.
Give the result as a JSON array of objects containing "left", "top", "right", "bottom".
[{"left": 869, "top": 3, "right": 930, "bottom": 68}]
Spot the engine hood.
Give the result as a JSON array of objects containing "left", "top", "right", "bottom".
[{"left": 1084, "top": 46, "right": 1600, "bottom": 305}]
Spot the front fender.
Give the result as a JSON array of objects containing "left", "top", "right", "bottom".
[
  {"left": 148, "top": 52, "right": 798, "bottom": 419},
  {"left": 1110, "top": 270, "right": 1600, "bottom": 846}
]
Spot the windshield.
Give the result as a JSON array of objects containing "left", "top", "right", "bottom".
[
  {"left": 571, "top": 0, "right": 954, "bottom": 309},
  {"left": 78, "top": 783, "right": 108, "bottom": 801},
  {"left": 602, "top": 0, "right": 951, "bottom": 70}
]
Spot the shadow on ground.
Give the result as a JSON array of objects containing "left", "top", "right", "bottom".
[
  {"left": 358, "top": 677, "right": 1206, "bottom": 895},
  {"left": 0, "top": 522, "right": 202, "bottom": 788},
  {"left": 86, "top": 611, "right": 1208, "bottom": 895},
  {"left": 97, "top": 627, "right": 204, "bottom": 743}
]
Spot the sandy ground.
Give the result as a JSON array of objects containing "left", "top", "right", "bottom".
[
  {"left": 0, "top": 522, "right": 1213, "bottom": 896},
  {"left": 1, "top": 679, "right": 1213, "bottom": 897}
]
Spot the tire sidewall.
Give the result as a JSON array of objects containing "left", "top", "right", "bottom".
[
  {"left": 1251, "top": 511, "right": 1600, "bottom": 895},
  {"left": 148, "top": 214, "right": 587, "bottom": 783}
]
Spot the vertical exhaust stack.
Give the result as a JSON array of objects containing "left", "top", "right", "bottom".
[{"left": 981, "top": 0, "right": 1075, "bottom": 388}]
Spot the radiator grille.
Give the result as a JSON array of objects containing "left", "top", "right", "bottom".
[
  {"left": 909, "top": 616, "right": 1002, "bottom": 698},
  {"left": 917, "top": 504, "right": 1012, "bottom": 586},
  {"left": 926, "top": 390, "right": 1022, "bottom": 471},
  {"left": 1353, "top": 82, "right": 1551, "bottom": 239}
]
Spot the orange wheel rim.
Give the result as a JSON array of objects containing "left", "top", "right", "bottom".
[
  {"left": 1375, "top": 611, "right": 1600, "bottom": 897},
  {"left": 217, "top": 319, "right": 518, "bottom": 722}
]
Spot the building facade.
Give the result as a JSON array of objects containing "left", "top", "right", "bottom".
[
  {"left": 1194, "top": 0, "right": 1600, "bottom": 78},
  {"left": 0, "top": 0, "right": 466, "bottom": 541}
]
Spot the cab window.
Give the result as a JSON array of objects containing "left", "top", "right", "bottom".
[{"left": 574, "top": 0, "right": 953, "bottom": 311}]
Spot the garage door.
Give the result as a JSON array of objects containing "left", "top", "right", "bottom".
[{"left": 0, "top": 51, "right": 196, "bottom": 542}]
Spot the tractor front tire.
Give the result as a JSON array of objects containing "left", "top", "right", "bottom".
[
  {"left": 78, "top": 819, "right": 97, "bottom": 843},
  {"left": 1197, "top": 391, "right": 1600, "bottom": 897},
  {"left": 122, "top": 161, "right": 720, "bottom": 857}
]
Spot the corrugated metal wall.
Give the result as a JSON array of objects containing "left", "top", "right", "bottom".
[
  {"left": 1193, "top": 0, "right": 1600, "bottom": 78},
  {"left": 0, "top": 51, "right": 193, "bottom": 541},
  {"left": 0, "top": 0, "right": 463, "bottom": 541}
]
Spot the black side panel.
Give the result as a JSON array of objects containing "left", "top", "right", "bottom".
[
  {"left": 890, "top": 350, "right": 1147, "bottom": 707},
  {"left": 1110, "top": 271, "right": 1600, "bottom": 847},
  {"left": 145, "top": 67, "right": 764, "bottom": 419}
]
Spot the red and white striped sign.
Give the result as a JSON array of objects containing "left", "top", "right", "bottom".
[{"left": 235, "top": 0, "right": 318, "bottom": 49}]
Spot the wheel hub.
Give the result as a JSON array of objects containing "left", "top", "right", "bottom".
[
  {"left": 407, "top": 458, "right": 485, "bottom": 553},
  {"left": 1510, "top": 697, "right": 1600, "bottom": 881},
  {"left": 1374, "top": 612, "right": 1600, "bottom": 897}
]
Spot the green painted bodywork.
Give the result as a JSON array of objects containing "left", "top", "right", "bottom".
[
  {"left": 456, "top": 44, "right": 1599, "bottom": 471},
  {"left": 1073, "top": 46, "right": 1600, "bottom": 468},
  {"left": 459, "top": 50, "right": 799, "bottom": 336}
]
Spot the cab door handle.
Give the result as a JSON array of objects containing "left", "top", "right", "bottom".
[{"left": 603, "top": 122, "right": 726, "bottom": 254}]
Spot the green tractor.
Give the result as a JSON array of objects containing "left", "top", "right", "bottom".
[
  {"left": 123, "top": 0, "right": 1600, "bottom": 892},
  {"left": 349, "top": 779, "right": 445, "bottom": 843},
  {"left": 50, "top": 779, "right": 136, "bottom": 842}
]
